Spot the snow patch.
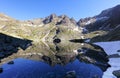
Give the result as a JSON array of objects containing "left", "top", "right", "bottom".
[
  {"left": 94, "top": 41, "right": 120, "bottom": 55},
  {"left": 94, "top": 41, "right": 120, "bottom": 78},
  {"left": 96, "top": 16, "right": 109, "bottom": 21},
  {"left": 73, "top": 27, "right": 79, "bottom": 31},
  {"left": 20, "top": 23, "right": 44, "bottom": 27},
  {"left": 102, "top": 58, "right": 120, "bottom": 78},
  {"left": 84, "top": 39, "right": 90, "bottom": 43},
  {"left": 80, "top": 27, "right": 88, "bottom": 33},
  {"left": 84, "top": 18, "right": 96, "bottom": 25},
  {"left": 73, "top": 50, "right": 78, "bottom": 55},
  {"left": 85, "top": 21, "right": 91, "bottom": 25}
]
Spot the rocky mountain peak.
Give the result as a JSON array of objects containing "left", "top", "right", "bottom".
[
  {"left": 77, "top": 4, "right": 120, "bottom": 32},
  {"left": 58, "top": 14, "right": 68, "bottom": 19},
  {"left": 50, "top": 13, "right": 57, "bottom": 18},
  {"left": 43, "top": 13, "right": 57, "bottom": 24},
  {"left": 56, "top": 15, "right": 71, "bottom": 26},
  {"left": 70, "top": 18, "right": 77, "bottom": 25},
  {"left": 42, "top": 14, "right": 77, "bottom": 26},
  {"left": 77, "top": 17, "right": 94, "bottom": 26}
]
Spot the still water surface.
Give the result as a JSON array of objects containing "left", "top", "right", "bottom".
[{"left": 0, "top": 58, "right": 103, "bottom": 78}]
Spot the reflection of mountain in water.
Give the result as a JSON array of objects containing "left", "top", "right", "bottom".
[
  {"left": 0, "top": 36, "right": 111, "bottom": 78},
  {"left": 0, "top": 58, "right": 103, "bottom": 78},
  {"left": 0, "top": 33, "right": 32, "bottom": 62},
  {"left": 0, "top": 38, "right": 110, "bottom": 72}
]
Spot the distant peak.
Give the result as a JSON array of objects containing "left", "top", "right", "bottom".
[
  {"left": 49, "top": 13, "right": 57, "bottom": 18},
  {"left": 42, "top": 14, "right": 77, "bottom": 26}
]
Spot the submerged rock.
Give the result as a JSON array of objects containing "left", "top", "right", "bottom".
[
  {"left": 7, "top": 61, "right": 14, "bottom": 64},
  {"left": 64, "top": 71, "right": 76, "bottom": 78},
  {"left": 42, "top": 56, "right": 52, "bottom": 65}
]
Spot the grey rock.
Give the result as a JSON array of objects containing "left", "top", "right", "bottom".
[
  {"left": 57, "top": 16, "right": 70, "bottom": 26},
  {"left": 64, "top": 71, "right": 76, "bottom": 78},
  {"left": 70, "top": 18, "right": 77, "bottom": 25},
  {"left": 117, "top": 50, "right": 120, "bottom": 52},
  {"left": 7, "top": 61, "right": 14, "bottom": 64},
  {"left": 113, "top": 70, "right": 120, "bottom": 78},
  {"left": 43, "top": 14, "right": 57, "bottom": 24},
  {"left": 108, "top": 54, "right": 120, "bottom": 58}
]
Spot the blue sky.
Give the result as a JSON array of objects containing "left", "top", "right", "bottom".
[{"left": 0, "top": 0, "right": 120, "bottom": 21}]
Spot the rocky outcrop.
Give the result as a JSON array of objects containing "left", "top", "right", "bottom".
[
  {"left": 56, "top": 15, "right": 77, "bottom": 26},
  {"left": 113, "top": 70, "right": 120, "bottom": 78},
  {"left": 41, "top": 14, "right": 77, "bottom": 26},
  {"left": 7, "top": 61, "right": 14, "bottom": 64},
  {"left": 39, "top": 14, "right": 77, "bottom": 26},
  {"left": 77, "top": 17, "right": 94, "bottom": 27},
  {"left": 43, "top": 14, "right": 57, "bottom": 24}
]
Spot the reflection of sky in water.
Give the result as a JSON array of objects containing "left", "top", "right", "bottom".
[{"left": 0, "top": 58, "right": 103, "bottom": 78}]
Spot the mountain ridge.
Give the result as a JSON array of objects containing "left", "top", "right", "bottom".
[{"left": 0, "top": 4, "right": 120, "bottom": 42}]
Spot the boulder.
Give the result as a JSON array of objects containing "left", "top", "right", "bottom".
[
  {"left": 42, "top": 55, "right": 52, "bottom": 65},
  {"left": 117, "top": 50, "right": 120, "bottom": 52},
  {"left": 113, "top": 70, "right": 120, "bottom": 78},
  {"left": 7, "top": 61, "right": 14, "bottom": 64}
]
